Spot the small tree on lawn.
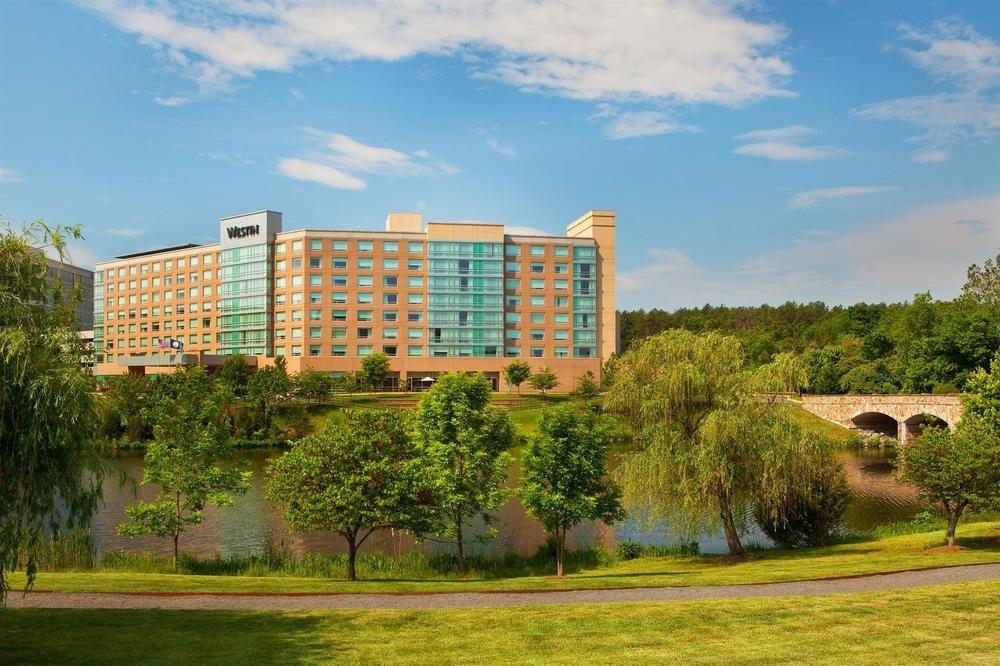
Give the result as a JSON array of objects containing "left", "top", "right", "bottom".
[
  {"left": 528, "top": 367, "right": 559, "bottom": 395},
  {"left": 414, "top": 372, "right": 517, "bottom": 570},
  {"left": 518, "top": 406, "right": 624, "bottom": 576},
  {"left": 361, "top": 352, "right": 390, "bottom": 391},
  {"left": 266, "top": 410, "right": 435, "bottom": 581},
  {"left": 295, "top": 369, "right": 331, "bottom": 404},
  {"left": 118, "top": 366, "right": 250, "bottom": 570},
  {"left": 898, "top": 415, "right": 999, "bottom": 546},
  {"left": 502, "top": 360, "right": 532, "bottom": 395},
  {"left": 572, "top": 371, "right": 600, "bottom": 400}
]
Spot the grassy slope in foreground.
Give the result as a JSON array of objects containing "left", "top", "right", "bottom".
[
  {"left": 4, "top": 581, "right": 998, "bottom": 664},
  {"left": 8, "top": 521, "right": 998, "bottom": 594}
]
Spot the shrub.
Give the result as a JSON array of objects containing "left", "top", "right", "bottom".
[{"left": 616, "top": 540, "right": 642, "bottom": 560}]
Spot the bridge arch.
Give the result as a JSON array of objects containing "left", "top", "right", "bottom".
[
  {"left": 902, "top": 413, "right": 951, "bottom": 445},
  {"left": 851, "top": 411, "right": 900, "bottom": 441}
]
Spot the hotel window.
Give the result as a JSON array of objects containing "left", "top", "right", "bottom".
[
  {"left": 506, "top": 262, "right": 519, "bottom": 272},
  {"left": 383, "top": 293, "right": 398, "bottom": 305},
  {"left": 273, "top": 294, "right": 286, "bottom": 306},
  {"left": 530, "top": 263, "right": 544, "bottom": 274},
  {"left": 276, "top": 260, "right": 286, "bottom": 271},
  {"left": 178, "top": 259, "right": 186, "bottom": 269},
  {"left": 292, "top": 292, "right": 303, "bottom": 305},
  {"left": 292, "top": 257, "right": 302, "bottom": 269},
  {"left": 408, "top": 345, "right": 422, "bottom": 357},
  {"left": 309, "top": 327, "right": 321, "bottom": 339},
  {"left": 555, "top": 279, "right": 569, "bottom": 290},
  {"left": 276, "top": 242, "right": 286, "bottom": 254},
  {"left": 152, "top": 262, "right": 160, "bottom": 272},
  {"left": 310, "top": 240, "right": 322, "bottom": 252},
  {"left": 505, "top": 312, "right": 521, "bottom": 323},
  {"left": 506, "top": 330, "right": 520, "bottom": 339},
  {"left": 554, "top": 263, "right": 569, "bottom": 274},
  {"left": 555, "top": 347, "right": 568, "bottom": 358},
  {"left": 407, "top": 328, "right": 422, "bottom": 339},
  {"left": 554, "top": 296, "right": 569, "bottom": 307},
  {"left": 407, "top": 293, "right": 422, "bottom": 305},
  {"left": 357, "top": 258, "right": 373, "bottom": 270},
  {"left": 383, "top": 241, "right": 398, "bottom": 253},
  {"left": 383, "top": 276, "right": 398, "bottom": 287},
  {"left": 309, "top": 275, "right": 321, "bottom": 287},
  {"left": 309, "top": 344, "right": 321, "bottom": 357},
  {"left": 574, "top": 346, "right": 594, "bottom": 358},
  {"left": 358, "top": 344, "right": 373, "bottom": 356},
  {"left": 554, "top": 245, "right": 569, "bottom": 257},
  {"left": 357, "top": 310, "right": 373, "bottom": 322},
  {"left": 407, "top": 259, "right": 422, "bottom": 271},
  {"left": 554, "top": 330, "right": 569, "bottom": 340},
  {"left": 292, "top": 310, "right": 303, "bottom": 321},
  {"left": 332, "top": 258, "right": 348, "bottom": 269},
  {"left": 291, "top": 240, "right": 302, "bottom": 252},
  {"left": 407, "top": 242, "right": 423, "bottom": 254},
  {"left": 332, "top": 292, "right": 347, "bottom": 304},
  {"left": 505, "top": 279, "right": 520, "bottom": 290},
  {"left": 531, "top": 330, "right": 545, "bottom": 341},
  {"left": 291, "top": 345, "right": 302, "bottom": 357},
  {"left": 358, "top": 275, "right": 373, "bottom": 287},
  {"left": 309, "top": 257, "right": 322, "bottom": 269},
  {"left": 309, "top": 309, "right": 322, "bottom": 321},
  {"left": 331, "top": 344, "right": 347, "bottom": 356},
  {"left": 332, "top": 275, "right": 348, "bottom": 287},
  {"left": 358, "top": 240, "right": 373, "bottom": 252},
  {"left": 383, "top": 345, "right": 397, "bottom": 357},
  {"left": 332, "top": 310, "right": 347, "bottom": 321},
  {"left": 530, "top": 279, "right": 544, "bottom": 290},
  {"left": 332, "top": 327, "right": 347, "bottom": 339},
  {"left": 275, "top": 346, "right": 285, "bottom": 356},
  {"left": 383, "top": 258, "right": 398, "bottom": 270},
  {"left": 291, "top": 327, "right": 302, "bottom": 339},
  {"left": 407, "top": 276, "right": 422, "bottom": 288},
  {"left": 358, "top": 292, "right": 373, "bottom": 304},
  {"left": 554, "top": 312, "right": 569, "bottom": 324},
  {"left": 275, "top": 311, "right": 286, "bottom": 323},
  {"left": 505, "top": 245, "right": 520, "bottom": 256},
  {"left": 276, "top": 329, "right": 287, "bottom": 340},
  {"left": 332, "top": 240, "right": 348, "bottom": 251},
  {"left": 505, "top": 346, "right": 520, "bottom": 357},
  {"left": 407, "top": 311, "right": 422, "bottom": 322},
  {"left": 383, "top": 311, "right": 398, "bottom": 322},
  {"left": 203, "top": 270, "right": 211, "bottom": 280},
  {"left": 383, "top": 328, "right": 398, "bottom": 339},
  {"left": 530, "top": 313, "right": 544, "bottom": 324},
  {"left": 531, "top": 347, "right": 544, "bottom": 358},
  {"left": 530, "top": 245, "right": 545, "bottom": 257},
  {"left": 506, "top": 295, "right": 521, "bottom": 307}
]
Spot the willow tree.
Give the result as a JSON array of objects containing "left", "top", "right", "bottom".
[
  {"left": 604, "top": 329, "right": 824, "bottom": 556},
  {"left": 0, "top": 220, "right": 103, "bottom": 604}
]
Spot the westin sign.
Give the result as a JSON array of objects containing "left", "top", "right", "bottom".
[{"left": 226, "top": 224, "right": 260, "bottom": 239}]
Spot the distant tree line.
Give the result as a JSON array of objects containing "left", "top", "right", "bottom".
[{"left": 619, "top": 253, "right": 1000, "bottom": 394}]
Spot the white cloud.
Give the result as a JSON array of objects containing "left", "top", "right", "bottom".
[
  {"left": 105, "top": 227, "right": 147, "bottom": 237},
  {"left": 81, "top": 0, "right": 793, "bottom": 122},
  {"left": 278, "top": 128, "right": 456, "bottom": 190},
  {"left": 199, "top": 151, "right": 256, "bottom": 167},
  {"left": 788, "top": 185, "right": 895, "bottom": 209},
  {"left": 0, "top": 167, "right": 23, "bottom": 182},
  {"left": 852, "top": 20, "right": 1000, "bottom": 162},
  {"left": 603, "top": 110, "right": 700, "bottom": 140},
  {"left": 733, "top": 126, "right": 849, "bottom": 161},
  {"left": 289, "top": 87, "right": 304, "bottom": 103},
  {"left": 486, "top": 138, "right": 516, "bottom": 158},
  {"left": 618, "top": 195, "right": 1000, "bottom": 309},
  {"left": 153, "top": 95, "right": 192, "bottom": 107},
  {"left": 278, "top": 158, "right": 366, "bottom": 190}
]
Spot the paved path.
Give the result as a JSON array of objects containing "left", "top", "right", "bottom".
[{"left": 9, "top": 563, "right": 999, "bottom": 611}]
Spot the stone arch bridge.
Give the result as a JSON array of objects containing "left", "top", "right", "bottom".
[{"left": 800, "top": 394, "right": 962, "bottom": 445}]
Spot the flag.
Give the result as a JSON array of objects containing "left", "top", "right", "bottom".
[
  {"left": 170, "top": 338, "right": 184, "bottom": 351},
  {"left": 159, "top": 338, "right": 170, "bottom": 349}
]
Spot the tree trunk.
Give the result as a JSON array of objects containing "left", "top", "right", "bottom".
[
  {"left": 172, "top": 533, "right": 179, "bottom": 572},
  {"left": 173, "top": 491, "right": 181, "bottom": 572},
  {"left": 456, "top": 515, "right": 466, "bottom": 572},
  {"left": 347, "top": 535, "right": 358, "bottom": 581},
  {"left": 718, "top": 492, "right": 744, "bottom": 556},
  {"left": 555, "top": 529, "right": 564, "bottom": 577},
  {"left": 946, "top": 504, "right": 964, "bottom": 547}
]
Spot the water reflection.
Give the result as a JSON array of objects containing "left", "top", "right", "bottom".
[{"left": 93, "top": 447, "right": 920, "bottom": 559}]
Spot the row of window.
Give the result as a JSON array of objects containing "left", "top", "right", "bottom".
[
  {"left": 277, "top": 240, "right": 425, "bottom": 254},
  {"left": 104, "top": 254, "right": 213, "bottom": 278},
  {"left": 276, "top": 274, "right": 425, "bottom": 288}
]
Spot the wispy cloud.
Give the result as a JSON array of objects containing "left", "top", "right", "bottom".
[
  {"left": 278, "top": 128, "right": 457, "bottom": 191},
  {"left": 105, "top": 228, "right": 147, "bottom": 238},
  {"left": 81, "top": 0, "right": 793, "bottom": 127},
  {"left": 852, "top": 20, "right": 1000, "bottom": 163},
  {"left": 602, "top": 110, "right": 700, "bottom": 140},
  {"left": 199, "top": 151, "right": 256, "bottom": 167},
  {"left": 619, "top": 195, "right": 1000, "bottom": 308},
  {"left": 0, "top": 167, "right": 23, "bottom": 182},
  {"left": 788, "top": 185, "right": 896, "bottom": 209},
  {"left": 486, "top": 137, "right": 516, "bottom": 158},
  {"left": 734, "top": 125, "right": 849, "bottom": 161},
  {"left": 289, "top": 87, "right": 304, "bottom": 104},
  {"left": 153, "top": 95, "right": 192, "bottom": 107}
]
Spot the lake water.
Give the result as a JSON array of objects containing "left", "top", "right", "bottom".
[{"left": 90, "top": 448, "right": 920, "bottom": 559}]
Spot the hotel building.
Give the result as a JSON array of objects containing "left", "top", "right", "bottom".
[{"left": 93, "top": 209, "right": 616, "bottom": 390}]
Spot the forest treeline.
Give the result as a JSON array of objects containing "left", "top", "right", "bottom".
[{"left": 619, "top": 253, "right": 1000, "bottom": 394}]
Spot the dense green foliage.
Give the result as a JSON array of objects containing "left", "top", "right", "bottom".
[
  {"left": 518, "top": 406, "right": 624, "bottom": 575},
  {"left": 528, "top": 366, "right": 559, "bottom": 394},
  {"left": 619, "top": 253, "right": 1000, "bottom": 394},
  {"left": 413, "top": 372, "right": 517, "bottom": 568},
  {"left": 502, "top": 360, "right": 532, "bottom": 394},
  {"left": 0, "top": 220, "right": 103, "bottom": 603},
  {"left": 360, "top": 351, "right": 390, "bottom": 389},
  {"left": 117, "top": 366, "right": 250, "bottom": 569},
  {"left": 266, "top": 410, "right": 436, "bottom": 580}
]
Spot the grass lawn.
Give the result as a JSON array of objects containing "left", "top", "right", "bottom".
[
  {"left": 8, "top": 521, "right": 998, "bottom": 595},
  {"left": 4, "top": 580, "right": 998, "bottom": 664}
]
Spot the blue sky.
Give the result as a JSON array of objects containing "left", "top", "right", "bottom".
[{"left": 0, "top": 0, "right": 997, "bottom": 309}]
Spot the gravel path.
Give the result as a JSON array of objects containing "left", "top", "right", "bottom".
[{"left": 9, "top": 563, "right": 999, "bottom": 611}]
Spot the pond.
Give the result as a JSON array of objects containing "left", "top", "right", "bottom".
[{"left": 90, "top": 447, "right": 921, "bottom": 559}]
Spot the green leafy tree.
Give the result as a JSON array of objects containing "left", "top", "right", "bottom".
[
  {"left": 518, "top": 406, "right": 624, "bottom": 576},
  {"left": 897, "top": 416, "right": 999, "bottom": 546},
  {"left": 605, "top": 330, "right": 825, "bottom": 556},
  {"left": 528, "top": 366, "right": 559, "bottom": 395},
  {"left": 361, "top": 352, "right": 390, "bottom": 391},
  {"left": 99, "top": 373, "right": 153, "bottom": 442},
  {"left": 414, "top": 372, "right": 516, "bottom": 569},
  {"left": 215, "top": 353, "right": 252, "bottom": 397},
  {"left": 961, "top": 252, "right": 1000, "bottom": 306},
  {"left": 1, "top": 220, "right": 104, "bottom": 604},
  {"left": 502, "top": 360, "right": 532, "bottom": 395},
  {"left": 118, "top": 366, "right": 250, "bottom": 569},
  {"left": 571, "top": 371, "right": 601, "bottom": 400},
  {"left": 240, "top": 357, "right": 292, "bottom": 441},
  {"left": 266, "top": 410, "right": 435, "bottom": 580},
  {"left": 295, "top": 369, "right": 332, "bottom": 404}
]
